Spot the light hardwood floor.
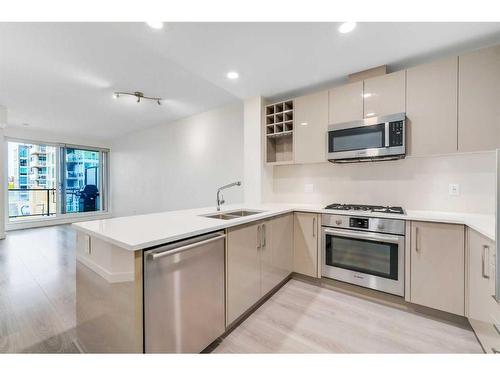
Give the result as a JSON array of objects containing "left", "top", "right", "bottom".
[
  {"left": 0, "top": 225, "right": 483, "bottom": 353},
  {"left": 214, "top": 279, "right": 483, "bottom": 353},
  {"left": 0, "top": 225, "right": 79, "bottom": 353}
]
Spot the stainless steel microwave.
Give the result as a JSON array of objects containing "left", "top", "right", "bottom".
[{"left": 327, "top": 113, "right": 406, "bottom": 163}]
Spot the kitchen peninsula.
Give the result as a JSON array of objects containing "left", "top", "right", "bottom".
[{"left": 73, "top": 203, "right": 495, "bottom": 353}]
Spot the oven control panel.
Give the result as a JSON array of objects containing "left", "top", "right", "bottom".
[
  {"left": 322, "top": 214, "right": 405, "bottom": 235},
  {"left": 349, "top": 217, "right": 369, "bottom": 229}
]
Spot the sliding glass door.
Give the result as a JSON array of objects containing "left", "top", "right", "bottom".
[
  {"left": 6, "top": 140, "right": 109, "bottom": 223},
  {"left": 60, "top": 147, "right": 105, "bottom": 214}
]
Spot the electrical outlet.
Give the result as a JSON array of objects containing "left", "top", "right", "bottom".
[
  {"left": 304, "top": 183, "right": 314, "bottom": 193},
  {"left": 448, "top": 183, "right": 460, "bottom": 196}
]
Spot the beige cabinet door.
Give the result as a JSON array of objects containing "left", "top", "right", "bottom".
[
  {"left": 363, "top": 70, "right": 406, "bottom": 118},
  {"left": 468, "top": 228, "right": 496, "bottom": 322},
  {"left": 458, "top": 45, "right": 500, "bottom": 152},
  {"left": 406, "top": 57, "right": 458, "bottom": 156},
  {"left": 226, "top": 222, "right": 262, "bottom": 325},
  {"left": 328, "top": 81, "right": 363, "bottom": 124},
  {"left": 294, "top": 91, "right": 328, "bottom": 164},
  {"left": 410, "top": 221, "right": 465, "bottom": 316},
  {"left": 293, "top": 212, "right": 319, "bottom": 277},
  {"left": 260, "top": 214, "right": 293, "bottom": 297}
]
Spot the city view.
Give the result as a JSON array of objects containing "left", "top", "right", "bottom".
[{"left": 7, "top": 142, "right": 101, "bottom": 220}]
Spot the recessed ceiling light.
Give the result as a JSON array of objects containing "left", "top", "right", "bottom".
[
  {"left": 363, "top": 93, "right": 372, "bottom": 98},
  {"left": 146, "top": 21, "right": 163, "bottom": 30},
  {"left": 300, "top": 122, "right": 309, "bottom": 126},
  {"left": 338, "top": 22, "right": 357, "bottom": 34},
  {"left": 22, "top": 123, "right": 29, "bottom": 127},
  {"left": 226, "top": 71, "right": 239, "bottom": 80},
  {"left": 365, "top": 112, "right": 376, "bottom": 117}
]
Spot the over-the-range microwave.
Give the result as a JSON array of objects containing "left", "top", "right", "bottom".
[{"left": 327, "top": 113, "right": 406, "bottom": 163}]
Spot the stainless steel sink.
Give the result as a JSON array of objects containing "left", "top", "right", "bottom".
[{"left": 202, "top": 209, "right": 264, "bottom": 220}]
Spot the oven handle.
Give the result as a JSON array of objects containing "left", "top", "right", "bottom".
[{"left": 323, "top": 228, "right": 402, "bottom": 244}]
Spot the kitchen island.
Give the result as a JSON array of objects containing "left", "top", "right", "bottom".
[{"left": 72, "top": 203, "right": 495, "bottom": 353}]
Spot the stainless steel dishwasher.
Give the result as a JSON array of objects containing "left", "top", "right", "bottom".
[{"left": 144, "top": 231, "right": 225, "bottom": 353}]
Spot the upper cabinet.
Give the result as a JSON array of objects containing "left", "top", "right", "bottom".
[
  {"left": 328, "top": 71, "right": 406, "bottom": 125},
  {"left": 294, "top": 91, "right": 328, "bottom": 164},
  {"left": 406, "top": 57, "right": 458, "bottom": 156},
  {"left": 328, "top": 81, "right": 363, "bottom": 124},
  {"left": 458, "top": 45, "right": 500, "bottom": 152},
  {"left": 363, "top": 70, "right": 406, "bottom": 118}
]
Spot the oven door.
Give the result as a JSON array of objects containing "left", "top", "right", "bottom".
[{"left": 322, "top": 227, "right": 405, "bottom": 296}]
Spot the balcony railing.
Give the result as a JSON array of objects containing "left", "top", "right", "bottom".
[{"left": 8, "top": 188, "right": 57, "bottom": 219}]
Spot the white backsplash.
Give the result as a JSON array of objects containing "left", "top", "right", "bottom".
[{"left": 270, "top": 151, "right": 496, "bottom": 214}]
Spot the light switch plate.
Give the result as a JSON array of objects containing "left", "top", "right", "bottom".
[
  {"left": 304, "top": 183, "right": 314, "bottom": 193},
  {"left": 448, "top": 183, "right": 460, "bottom": 196}
]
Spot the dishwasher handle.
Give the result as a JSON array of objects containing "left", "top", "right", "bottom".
[{"left": 149, "top": 233, "right": 226, "bottom": 260}]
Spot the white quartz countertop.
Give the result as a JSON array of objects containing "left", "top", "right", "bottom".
[{"left": 73, "top": 203, "right": 495, "bottom": 251}]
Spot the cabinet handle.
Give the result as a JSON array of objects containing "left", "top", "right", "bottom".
[
  {"left": 262, "top": 224, "right": 266, "bottom": 248},
  {"left": 482, "top": 245, "right": 490, "bottom": 279},
  {"left": 415, "top": 227, "right": 420, "bottom": 252},
  {"left": 312, "top": 217, "right": 316, "bottom": 238},
  {"left": 257, "top": 225, "right": 261, "bottom": 249}
]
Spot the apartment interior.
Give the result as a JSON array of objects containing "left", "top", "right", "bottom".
[{"left": 1, "top": 14, "right": 500, "bottom": 370}]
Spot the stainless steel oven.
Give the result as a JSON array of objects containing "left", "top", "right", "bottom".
[
  {"left": 327, "top": 113, "right": 406, "bottom": 163},
  {"left": 321, "top": 214, "right": 405, "bottom": 296}
]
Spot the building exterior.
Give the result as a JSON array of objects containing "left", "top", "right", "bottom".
[{"left": 7, "top": 142, "right": 57, "bottom": 219}]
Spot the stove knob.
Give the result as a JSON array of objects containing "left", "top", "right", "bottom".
[{"left": 335, "top": 219, "right": 342, "bottom": 225}]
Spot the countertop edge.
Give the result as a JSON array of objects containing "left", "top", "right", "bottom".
[{"left": 72, "top": 206, "right": 495, "bottom": 250}]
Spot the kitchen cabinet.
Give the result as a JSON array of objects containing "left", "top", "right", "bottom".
[
  {"left": 458, "top": 45, "right": 500, "bottom": 152},
  {"left": 226, "top": 214, "right": 293, "bottom": 325},
  {"left": 410, "top": 221, "right": 465, "bottom": 316},
  {"left": 467, "top": 228, "right": 500, "bottom": 353},
  {"left": 261, "top": 214, "right": 294, "bottom": 296},
  {"left": 226, "top": 221, "right": 263, "bottom": 325},
  {"left": 363, "top": 70, "right": 406, "bottom": 118},
  {"left": 294, "top": 91, "right": 328, "bottom": 164},
  {"left": 293, "top": 212, "right": 320, "bottom": 277},
  {"left": 328, "top": 81, "right": 363, "bottom": 124},
  {"left": 406, "top": 57, "right": 458, "bottom": 156}
]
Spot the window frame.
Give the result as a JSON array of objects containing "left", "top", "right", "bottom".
[{"left": 4, "top": 137, "right": 110, "bottom": 224}]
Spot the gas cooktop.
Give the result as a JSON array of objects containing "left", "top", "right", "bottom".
[{"left": 324, "top": 203, "right": 405, "bottom": 215}]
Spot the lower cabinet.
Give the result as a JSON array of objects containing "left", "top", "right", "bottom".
[
  {"left": 226, "top": 214, "right": 293, "bottom": 326},
  {"left": 293, "top": 212, "right": 320, "bottom": 277},
  {"left": 261, "top": 214, "right": 294, "bottom": 296},
  {"left": 410, "top": 221, "right": 465, "bottom": 316},
  {"left": 467, "top": 228, "right": 500, "bottom": 353}
]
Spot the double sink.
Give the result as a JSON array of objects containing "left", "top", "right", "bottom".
[{"left": 202, "top": 209, "right": 264, "bottom": 220}]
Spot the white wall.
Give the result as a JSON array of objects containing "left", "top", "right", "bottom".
[
  {"left": 271, "top": 152, "right": 496, "bottom": 214},
  {"left": 110, "top": 103, "right": 244, "bottom": 217},
  {"left": 243, "top": 97, "right": 273, "bottom": 204}
]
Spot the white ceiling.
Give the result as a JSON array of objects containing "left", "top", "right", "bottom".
[{"left": 1, "top": 22, "right": 500, "bottom": 140}]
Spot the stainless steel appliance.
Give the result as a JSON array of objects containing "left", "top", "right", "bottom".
[
  {"left": 322, "top": 213, "right": 405, "bottom": 296},
  {"left": 327, "top": 113, "right": 406, "bottom": 163},
  {"left": 325, "top": 203, "right": 405, "bottom": 215},
  {"left": 144, "top": 231, "right": 225, "bottom": 353}
]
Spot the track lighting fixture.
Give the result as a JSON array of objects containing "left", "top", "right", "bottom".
[{"left": 113, "top": 91, "right": 162, "bottom": 105}]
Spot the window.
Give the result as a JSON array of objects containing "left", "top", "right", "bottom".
[
  {"left": 6, "top": 140, "right": 109, "bottom": 222},
  {"left": 61, "top": 147, "right": 106, "bottom": 214}
]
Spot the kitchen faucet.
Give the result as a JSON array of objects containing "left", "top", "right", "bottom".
[{"left": 216, "top": 181, "right": 242, "bottom": 211}]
